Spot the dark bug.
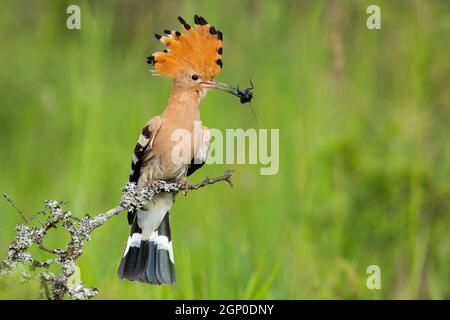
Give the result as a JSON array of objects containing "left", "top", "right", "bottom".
[
  {"left": 236, "top": 79, "right": 254, "bottom": 104},
  {"left": 236, "top": 80, "right": 257, "bottom": 122},
  {"left": 207, "top": 79, "right": 257, "bottom": 121}
]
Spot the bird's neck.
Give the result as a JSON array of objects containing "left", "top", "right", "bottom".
[{"left": 162, "top": 87, "right": 201, "bottom": 122}]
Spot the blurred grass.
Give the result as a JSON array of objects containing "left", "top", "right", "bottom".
[{"left": 1, "top": 0, "right": 450, "bottom": 299}]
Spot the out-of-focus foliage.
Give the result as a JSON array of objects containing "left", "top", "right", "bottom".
[
  {"left": 0, "top": 265, "right": 41, "bottom": 299},
  {"left": 0, "top": 0, "right": 449, "bottom": 299}
]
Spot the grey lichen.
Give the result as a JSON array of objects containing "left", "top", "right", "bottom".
[
  {"left": 0, "top": 198, "right": 99, "bottom": 300},
  {"left": 69, "top": 284, "right": 99, "bottom": 300}
]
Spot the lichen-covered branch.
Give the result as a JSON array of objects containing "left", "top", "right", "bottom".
[{"left": 0, "top": 169, "right": 233, "bottom": 300}]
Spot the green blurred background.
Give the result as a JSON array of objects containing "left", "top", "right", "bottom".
[{"left": 1, "top": 0, "right": 450, "bottom": 299}]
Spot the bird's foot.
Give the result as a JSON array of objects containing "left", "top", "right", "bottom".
[
  {"left": 146, "top": 180, "right": 161, "bottom": 190},
  {"left": 178, "top": 180, "right": 192, "bottom": 196}
]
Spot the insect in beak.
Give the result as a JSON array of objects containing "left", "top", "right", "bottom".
[{"left": 200, "top": 79, "right": 254, "bottom": 104}]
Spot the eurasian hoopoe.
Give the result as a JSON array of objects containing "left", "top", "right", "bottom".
[{"left": 117, "top": 15, "right": 245, "bottom": 284}]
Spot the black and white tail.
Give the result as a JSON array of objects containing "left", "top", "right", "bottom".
[{"left": 117, "top": 211, "right": 176, "bottom": 284}]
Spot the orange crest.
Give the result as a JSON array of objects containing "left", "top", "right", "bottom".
[{"left": 147, "top": 15, "right": 223, "bottom": 80}]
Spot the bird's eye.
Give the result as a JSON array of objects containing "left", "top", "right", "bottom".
[{"left": 191, "top": 74, "right": 199, "bottom": 81}]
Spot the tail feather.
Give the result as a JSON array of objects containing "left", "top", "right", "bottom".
[
  {"left": 117, "top": 221, "right": 144, "bottom": 280},
  {"left": 143, "top": 241, "right": 160, "bottom": 284},
  {"left": 156, "top": 249, "right": 175, "bottom": 283},
  {"left": 120, "top": 242, "right": 147, "bottom": 280},
  {"left": 118, "top": 211, "right": 175, "bottom": 285},
  {"left": 154, "top": 212, "right": 175, "bottom": 283}
]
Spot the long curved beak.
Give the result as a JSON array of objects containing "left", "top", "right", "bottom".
[{"left": 200, "top": 80, "right": 240, "bottom": 98}]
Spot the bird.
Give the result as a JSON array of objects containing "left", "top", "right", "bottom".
[{"left": 117, "top": 15, "right": 244, "bottom": 284}]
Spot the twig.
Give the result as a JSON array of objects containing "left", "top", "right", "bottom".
[
  {"left": 29, "top": 209, "right": 46, "bottom": 221},
  {"left": 35, "top": 242, "right": 58, "bottom": 255},
  {"left": 3, "top": 193, "right": 28, "bottom": 224},
  {"left": 186, "top": 168, "right": 234, "bottom": 189},
  {"left": 39, "top": 274, "right": 52, "bottom": 300}
]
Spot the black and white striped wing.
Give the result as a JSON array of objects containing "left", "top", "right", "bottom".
[{"left": 127, "top": 116, "right": 162, "bottom": 224}]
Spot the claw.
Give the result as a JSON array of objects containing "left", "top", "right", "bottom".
[{"left": 147, "top": 180, "right": 160, "bottom": 190}]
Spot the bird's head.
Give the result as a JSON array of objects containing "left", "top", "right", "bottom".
[{"left": 147, "top": 15, "right": 242, "bottom": 100}]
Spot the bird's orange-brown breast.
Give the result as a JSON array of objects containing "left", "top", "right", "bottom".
[{"left": 141, "top": 89, "right": 202, "bottom": 182}]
